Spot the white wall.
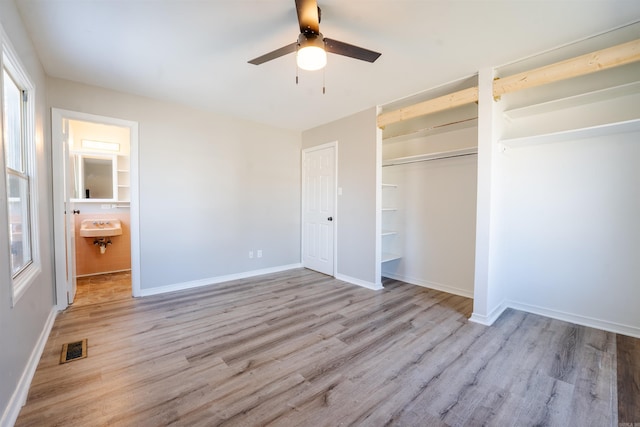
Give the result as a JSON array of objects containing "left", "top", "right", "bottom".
[
  {"left": 0, "top": 2, "right": 57, "bottom": 424},
  {"left": 47, "top": 77, "right": 302, "bottom": 291},
  {"left": 499, "top": 130, "right": 640, "bottom": 336},
  {"left": 302, "top": 108, "right": 378, "bottom": 286}
]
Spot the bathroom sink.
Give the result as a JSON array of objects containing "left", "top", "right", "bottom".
[{"left": 79, "top": 219, "right": 123, "bottom": 237}]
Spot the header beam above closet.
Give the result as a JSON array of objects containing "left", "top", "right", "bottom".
[
  {"left": 377, "top": 38, "right": 640, "bottom": 129},
  {"left": 377, "top": 87, "right": 478, "bottom": 129},
  {"left": 493, "top": 38, "right": 640, "bottom": 99}
]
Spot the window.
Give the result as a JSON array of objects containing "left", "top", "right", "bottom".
[{"left": 2, "top": 35, "right": 39, "bottom": 304}]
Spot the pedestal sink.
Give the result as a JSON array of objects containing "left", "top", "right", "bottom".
[{"left": 79, "top": 219, "right": 122, "bottom": 237}]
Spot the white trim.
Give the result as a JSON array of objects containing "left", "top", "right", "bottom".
[
  {"left": 1, "top": 307, "right": 57, "bottom": 427},
  {"left": 468, "top": 298, "right": 640, "bottom": 338},
  {"left": 382, "top": 272, "right": 474, "bottom": 298},
  {"left": 374, "top": 109, "right": 382, "bottom": 287},
  {"left": 469, "top": 299, "right": 508, "bottom": 326},
  {"left": 335, "top": 273, "right": 383, "bottom": 291},
  {"left": 301, "top": 141, "right": 338, "bottom": 277},
  {"left": 138, "top": 263, "right": 303, "bottom": 297},
  {"left": 507, "top": 300, "right": 640, "bottom": 339}
]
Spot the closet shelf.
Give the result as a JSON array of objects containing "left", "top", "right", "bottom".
[
  {"left": 383, "top": 117, "right": 478, "bottom": 144},
  {"left": 500, "top": 118, "right": 640, "bottom": 148},
  {"left": 383, "top": 147, "right": 478, "bottom": 167},
  {"left": 503, "top": 81, "right": 640, "bottom": 120},
  {"left": 382, "top": 253, "right": 402, "bottom": 263}
]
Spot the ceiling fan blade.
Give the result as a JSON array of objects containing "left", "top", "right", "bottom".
[
  {"left": 248, "top": 42, "right": 298, "bottom": 65},
  {"left": 295, "top": 0, "right": 320, "bottom": 34},
  {"left": 324, "top": 38, "right": 382, "bottom": 63}
]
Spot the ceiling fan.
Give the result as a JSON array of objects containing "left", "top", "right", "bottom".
[{"left": 248, "top": 0, "right": 382, "bottom": 71}]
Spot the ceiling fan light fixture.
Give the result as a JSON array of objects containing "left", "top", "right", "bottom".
[{"left": 297, "top": 34, "right": 327, "bottom": 71}]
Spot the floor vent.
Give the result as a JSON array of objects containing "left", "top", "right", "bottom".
[{"left": 60, "top": 339, "right": 87, "bottom": 364}]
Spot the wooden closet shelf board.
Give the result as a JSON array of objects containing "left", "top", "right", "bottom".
[{"left": 500, "top": 118, "right": 640, "bottom": 147}]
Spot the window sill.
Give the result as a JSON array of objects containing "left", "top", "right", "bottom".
[{"left": 12, "top": 262, "right": 41, "bottom": 306}]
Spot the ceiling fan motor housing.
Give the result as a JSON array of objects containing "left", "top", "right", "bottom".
[{"left": 298, "top": 32, "right": 325, "bottom": 49}]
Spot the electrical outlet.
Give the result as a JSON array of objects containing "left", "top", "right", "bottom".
[
  {"left": 249, "top": 251, "right": 254, "bottom": 259},
  {"left": 257, "top": 250, "right": 262, "bottom": 258}
]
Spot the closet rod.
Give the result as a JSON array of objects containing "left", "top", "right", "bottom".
[{"left": 383, "top": 150, "right": 478, "bottom": 167}]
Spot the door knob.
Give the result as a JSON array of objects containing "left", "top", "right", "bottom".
[
  {"left": 327, "top": 216, "right": 333, "bottom": 221},
  {"left": 73, "top": 210, "right": 80, "bottom": 214}
]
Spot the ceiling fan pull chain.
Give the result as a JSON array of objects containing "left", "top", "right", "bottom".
[
  {"left": 296, "top": 45, "right": 300, "bottom": 85},
  {"left": 322, "top": 66, "right": 326, "bottom": 94}
]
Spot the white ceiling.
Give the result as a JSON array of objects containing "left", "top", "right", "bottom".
[{"left": 14, "top": 0, "right": 640, "bottom": 131}]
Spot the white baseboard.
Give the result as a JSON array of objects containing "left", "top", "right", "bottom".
[
  {"left": 2, "top": 307, "right": 57, "bottom": 427},
  {"left": 138, "top": 263, "right": 303, "bottom": 297},
  {"left": 382, "top": 272, "right": 474, "bottom": 298},
  {"left": 335, "top": 273, "right": 383, "bottom": 291},
  {"left": 469, "top": 299, "right": 508, "bottom": 326},
  {"left": 507, "top": 300, "right": 640, "bottom": 338}
]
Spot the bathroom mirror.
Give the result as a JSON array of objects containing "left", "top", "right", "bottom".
[{"left": 71, "top": 154, "right": 117, "bottom": 201}]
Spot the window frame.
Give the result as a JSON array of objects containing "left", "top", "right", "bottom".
[{"left": 2, "top": 30, "right": 40, "bottom": 305}]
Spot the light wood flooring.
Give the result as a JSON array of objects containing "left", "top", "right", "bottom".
[{"left": 16, "top": 269, "right": 638, "bottom": 426}]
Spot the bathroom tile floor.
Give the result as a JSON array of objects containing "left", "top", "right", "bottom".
[{"left": 73, "top": 271, "right": 132, "bottom": 307}]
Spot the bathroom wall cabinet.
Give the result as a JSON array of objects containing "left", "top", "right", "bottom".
[{"left": 71, "top": 152, "right": 130, "bottom": 203}]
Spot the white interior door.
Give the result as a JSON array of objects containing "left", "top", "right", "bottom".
[
  {"left": 52, "top": 111, "right": 77, "bottom": 307},
  {"left": 63, "top": 120, "right": 77, "bottom": 304},
  {"left": 302, "top": 143, "right": 336, "bottom": 275}
]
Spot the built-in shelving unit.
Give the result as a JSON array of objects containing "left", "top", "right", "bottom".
[
  {"left": 381, "top": 183, "right": 401, "bottom": 264},
  {"left": 117, "top": 155, "right": 130, "bottom": 202}
]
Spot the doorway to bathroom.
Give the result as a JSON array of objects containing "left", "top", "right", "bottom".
[{"left": 52, "top": 109, "right": 140, "bottom": 310}]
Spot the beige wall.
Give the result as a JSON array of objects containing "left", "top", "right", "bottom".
[
  {"left": 47, "top": 77, "right": 302, "bottom": 290},
  {"left": 302, "top": 108, "right": 378, "bottom": 285}
]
